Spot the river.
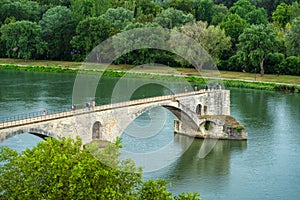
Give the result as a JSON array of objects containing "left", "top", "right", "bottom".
[{"left": 0, "top": 70, "right": 300, "bottom": 199}]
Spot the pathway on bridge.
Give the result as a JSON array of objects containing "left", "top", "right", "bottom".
[{"left": 0, "top": 90, "right": 210, "bottom": 130}]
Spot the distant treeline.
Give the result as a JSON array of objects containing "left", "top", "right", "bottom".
[{"left": 0, "top": 0, "right": 299, "bottom": 76}]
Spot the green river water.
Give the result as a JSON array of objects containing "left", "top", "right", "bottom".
[{"left": 0, "top": 70, "right": 299, "bottom": 200}]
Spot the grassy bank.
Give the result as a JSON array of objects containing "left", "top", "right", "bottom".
[
  {"left": 0, "top": 61, "right": 299, "bottom": 93},
  {"left": 0, "top": 64, "right": 78, "bottom": 73}
]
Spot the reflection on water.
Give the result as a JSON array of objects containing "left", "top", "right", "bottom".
[
  {"left": 143, "top": 135, "right": 247, "bottom": 180},
  {"left": 122, "top": 105, "right": 247, "bottom": 176}
]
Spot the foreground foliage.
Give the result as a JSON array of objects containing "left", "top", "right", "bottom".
[{"left": 0, "top": 137, "right": 200, "bottom": 199}]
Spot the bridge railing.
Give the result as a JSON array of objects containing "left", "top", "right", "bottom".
[
  {"left": 93, "top": 89, "right": 208, "bottom": 110},
  {"left": 0, "top": 107, "right": 71, "bottom": 123}
]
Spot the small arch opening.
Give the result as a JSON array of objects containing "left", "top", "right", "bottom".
[
  {"left": 204, "top": 106, "right": 208, "bottom": 115},
  {"left": 92, "top": 121, "right": 102, "bottom": 140},
  {"left": 204, "top": 121, "right": 212, "bottom": 131},
  {"left": 196, "top": 104, "right": 202, "bottom": 115}
]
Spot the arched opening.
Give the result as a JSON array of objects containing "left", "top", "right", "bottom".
[
  {"left": 204, "top": 121, "right": 212, "bottom": 131},
  {"left": 0, "top": 128, "right": 61, "bottom": 145},
  {"left": 0, "top": 133, "right": 44, "bottom": 151},
  {"left": 92, "top": 121, "right": 102, "bottom": 140},
  {"left": 196, "top": 104, "right": 202, "bottom": 115},
  {"left": 204, "top": 106, "right": 208, "bottom": 115},
  {"left": 120, "top": 105, "right": 199, "bottom": 147},
  {"left": 200, "top": 120, "right": 217, "bottom": 133}
]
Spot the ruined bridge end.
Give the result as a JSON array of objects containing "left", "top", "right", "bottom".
[{"left": 174, "top": 90, "right": 248, "bottom": 140}]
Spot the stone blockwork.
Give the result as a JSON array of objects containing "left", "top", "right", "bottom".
[
  {"left": 0, "top": 90, "right": 246, "bottom": 145},
  {"left": 174, "top": 115, "right": 247, "bottom": 140}
]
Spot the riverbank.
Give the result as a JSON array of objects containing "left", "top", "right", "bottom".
[{"left": 0, "top": 59, "right": 299, "bottom": 93}]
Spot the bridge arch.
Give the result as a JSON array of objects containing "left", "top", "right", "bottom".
[
  {"left": 118, "top": 103, "right": 200, "bottom": 139},
  {"left": 162, "top": 105, "right": 198, "bottom": 127},
  {"left": 0, "top": 128, "right": 61, "bottom": 143}
]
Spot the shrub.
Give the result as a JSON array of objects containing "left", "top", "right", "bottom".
[{"left": 279, "top": 56, "right": 300, "bottom": 75}]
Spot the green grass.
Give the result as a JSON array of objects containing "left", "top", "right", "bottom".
[{"left": 0, "top": 58, "right": 83, "bottom": 69}]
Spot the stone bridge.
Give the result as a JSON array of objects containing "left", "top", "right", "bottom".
[{"left": 0, "top": 90, "right": 247, "bottom": 146}]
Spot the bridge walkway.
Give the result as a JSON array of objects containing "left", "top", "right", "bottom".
[{"left": 0, "top": 90, "right": 209, "bottom": 130}]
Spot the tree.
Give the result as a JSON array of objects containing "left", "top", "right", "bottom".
[
  {"left": 195, "top": 0, "right": 216, "bottom": 24},
  {"left": 70, "top": 0, "right": 111, "bottom": 22},
  {"left": 101, "top": 7, "right": 134, "bottom": 30},
  {"left": 0, "top": 20, "right": 46, "bottom": 60},
  {"left": 279, "top": 56, "right": 300, "bottom": 75},
  {"left": 290, "top": 1, "right": 300, "bottom": 21},
  {"left": 154, "top": 8, "right": 194, "bottom": 29},
  {"left": 214, "top": 0, "right": 237, "bottom": 8},
  {"left": 36, "top": 0, "right": 71, "bottom": 7},
  {"left": 228, "top": 0, "right": 256, "bottom": 19},
  {"left": 0, "top": 0, "right": 41, "bottom": 23},
  {"left": 180, "top": 21, "right": 231, "bottom": 64},
  {"left": 0, "top": 137, "right": 141, "bottom": 199},
  {"left": 264, "top": 52, "right": 285, "bottom": 74},
  {"left": 106, "top": 0, "right": 162, "bottom": 23},
  {"left": 165, "top": 0, "right": 195, "bottom": 15},
  {"left": 228, "top": 0, "right": 268, "bottom": 25},
  {"left": 71, "top": 16, "right": 112, "bottom": 61},
  {"left": 250, "top": 0, "right": 294, "bottom": 17},
  {"left": 286, "top": 16, "right": 300, "bottom": 56},
  {"left": 70, "top": 0, "right": 93, "bottom": 22},
  {"left": 245, "top": 8, "right": 268, "bottom": 25},
  {"left": 112, "top": 23, "right": 168, "bottom": 65},
  {"left": 211, "top": 4, "right": 228, "bottom": 25},
  {"left": 0, "top": 137, "right": 201, "bottom": 199},
  {"left": 134, "top": 0, "right": 162, "bottom": 17},
  {"left": 39, "top": 6, "right": 76, "bottom": 60},
  {"left": 272, "top": 3, "right": 292, "bottom": 28},
  {"left": 236, "top": 24, "right": 280, "bottom": 76},
  {"left": 220, "top": 13, "right": 249, "bottom": 46}
]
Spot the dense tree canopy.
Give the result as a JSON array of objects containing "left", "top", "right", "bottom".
[
  {"left": 154, "top": 8, "right": 194, "bottom": 28},
  {"left": 0, "top": 137, "right": 201, "bottom": 199},
  {"left": 236, "top": 24, "right": 280, "bottom": 76},
  {"left": 0, "top": 0, "right": 41, "bottom": 23},
  {"left": 220, "top": 13, "right": 249, "bottom": 46},
  {"left": 39, "top": 6, "right": 76, "bottom": 60},
  {"left": 134, "top": 0, "right": 163, "bottom": 17},
  {"left": 101, "top": 7, "right": 135, "bottom": 30},
  {"left": 272, "top": 3, "right": 292, "bottom": 27},
  {"left": 180, "top": 21, "right": 231, "bottom": 64},
  {"left": 0, "top": 0, "right": 299, "bottom": 75},
  {"left": 195, "top": 0, "right": 216, "bottom": 24},
  {"left": 70, "top": 16, "right": 112, "bottom": 60},
  {"left": 70, "top": 0, "right": 111, "bottom": 23},
  {"left": 245, "top": 8, "right": 268, "bottom": 25},
  {"left": 166, "top": 0, "right": 195, "bottom": 15},
  {"left": 286, "top": 16, "right": 300, "bottom": 56},
  {"left": 0, "top": 20, "right": 46, "bottom": 60},
  {"left": 228, "top": 0, "right": 256, "bottom": 19}
]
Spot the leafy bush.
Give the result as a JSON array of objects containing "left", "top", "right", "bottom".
[
  {"left": 235, "top": 126, "right": 244, "bottom": 132},
  {"left": 279, "top": 56, "right": 300, "bottom": 75},
  {"left": 264, "top": 53, "right": 285, "bottom": 74}
]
